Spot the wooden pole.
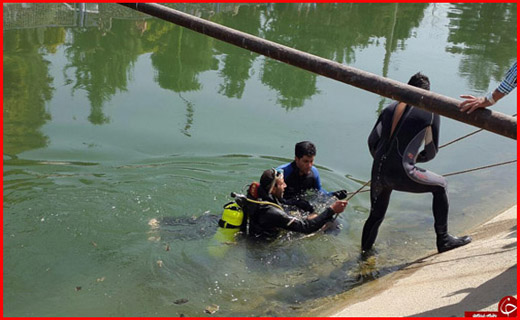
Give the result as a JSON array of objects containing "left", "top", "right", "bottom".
[{"left": 120, "top": 3, "right": 517, "bottom": 140}]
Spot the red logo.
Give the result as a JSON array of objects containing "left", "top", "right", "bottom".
[
  {"left": 498, "top": 296, "right": 517, "bottom": 317},
  {"left": 465, "top": 296, "right": 517, "bottom": 317}
]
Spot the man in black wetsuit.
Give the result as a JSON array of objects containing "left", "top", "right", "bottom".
[
  {"left": 361, "top": 72, "right": 471, "bottom": 254},
  {"left": 246, "top": 168, "right": 347, "bottom": 239}
]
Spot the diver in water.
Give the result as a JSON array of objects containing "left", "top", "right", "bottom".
[
  {"left": 277, "top": 141, "right": 348, "bottom": 213},
  {"left": 361, "top": 72, "right": 471, "bottom": 254},
  {"left": 244, "top": 168, "right": 347, "bottom": 240}
]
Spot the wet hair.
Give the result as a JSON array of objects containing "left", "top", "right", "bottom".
[
  {"left": 407, "top": 72, "right": 430, "bottom": 91},
  {"left": 259, "top": 169, "right": 275, "bottom": 194},
  {"left": 259, "top": 168, "right": 284, "bottom": 198},
  {"left": 295, "top": 141, "right": 316, "bottom": 159}
]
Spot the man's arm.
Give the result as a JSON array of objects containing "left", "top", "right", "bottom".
[
  {"left": 459, "top": 61, "right": 517, "bottom": 114},
  {"left": 264, "top": 201, "right": 346, "bottom": 234},
  {"left": 459, "top": 90, "right": 507, "bottom": 114},
  {"left": 312, "top": 167, "right": 330, "bottom": 196},
  {"left": 368, "top": 116, "right": 383, "bottom": 159},
  {"left": 417, "top": 114, "right": 440, "bottom": 163},
  {"left": 368, "top": 104, "right": 396, "bottom": 158}
]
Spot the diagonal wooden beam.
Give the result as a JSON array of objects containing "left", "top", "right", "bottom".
[{"left": 119, "top": 3, "right": 516, "bottom": 140}]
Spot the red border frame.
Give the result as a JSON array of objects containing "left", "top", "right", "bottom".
[{"left": 1, "top": 1, "right": 517, "bottom": 320}]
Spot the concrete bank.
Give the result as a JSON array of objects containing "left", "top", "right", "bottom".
[{"left": 326, "top": 205, "right": 517, "bottom": 317}]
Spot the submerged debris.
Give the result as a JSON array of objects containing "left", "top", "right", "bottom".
[
  {"left": 157, "top": 260, "right": 163, "bottom": 268},
  {"left": 148, "top": 218, "right": 159, "bottom": 229},
  {"left": 174, "top": 298, "right": 189, "bottom": 305},
  {"left": 205, "top": 304, "right": 219, "bottom": 314},
  {"left": 75, "top": 286, "right": 82, "bottom": 291}
]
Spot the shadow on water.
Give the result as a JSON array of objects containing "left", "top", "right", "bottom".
[
  {"left": 260, "top": 248, "right": 421, "bottom": 312},
  {"left": 153, "top": 213, "right": 220, "bottom": 241}
]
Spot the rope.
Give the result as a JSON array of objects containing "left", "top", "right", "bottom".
[
  {"left": 332, "top": 179, "right": 371, "bottom": 221},
  {"left": 439, "top": 128, "right": 484, "bottom": 149},
  {"left": 439, "top": 114, "right": 516, "bottom": 149},
  {"left": 349, "top": 159, "right": 517, "bottom": 197},
  {"left": 443, "top": 159, "right": 517, "bottom": 177},
  {"left": 345, "top": 179, "right": 372, "bottom": 201}
]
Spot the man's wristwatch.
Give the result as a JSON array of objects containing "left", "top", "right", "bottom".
[{"left": 485, "top": 91, "right": 496, "bottom": 105}]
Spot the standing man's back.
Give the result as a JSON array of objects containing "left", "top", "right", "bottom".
[{"left": 368, "top": 101, "right": 440, "bottom": 179}]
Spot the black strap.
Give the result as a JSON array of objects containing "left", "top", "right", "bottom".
[
  {"left": 218, "top": 219, "right": 240, "bottom": 229},
  {"left": 222, "top": 201, "right": 235, "bottom": 209}
]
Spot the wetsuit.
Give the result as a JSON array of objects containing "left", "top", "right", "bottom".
[
  {"left": 277, "top": 161, "right": 329, "bottom": 200},
  {"left": 245, "top": 193, "right": 335, "bottom": 240},
  {"left": 361, "top": 101, "right": 447, "bottom": 251}
]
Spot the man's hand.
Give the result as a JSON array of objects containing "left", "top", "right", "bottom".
[
  {"left": 330, "top": 200, "right": 348, "bottom": 214},
  {"left": 459, "top": 95, "right": 492, "bottom": 114},
  {"left": 332, "top": 189, "right": 348, "bottom": 200},
  {"left": 295, "top": 199, "right": 314, "bottom": 213}
]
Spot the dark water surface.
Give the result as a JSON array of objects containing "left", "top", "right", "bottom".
[{"left": 3, "top": 3, "right": 517, "bottom": 317}]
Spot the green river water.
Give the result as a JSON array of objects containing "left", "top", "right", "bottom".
[{"left": 3, "top": 3, "right": 517, "bottom": 317}]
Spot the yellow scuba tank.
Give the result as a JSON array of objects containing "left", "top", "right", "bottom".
[
  {"left": 208, "top": 202, "right": 244, "bottom": 258},
  {"left": 219, "top": 202, "right": 244, "bottom": 228}
]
